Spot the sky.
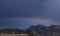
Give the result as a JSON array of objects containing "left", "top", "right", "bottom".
[
  {"left": 0, "top": 0, "right": 60, "bottom": 29},
  {"left": 1, "top": 18, "right": 58, "bottom": 29}
]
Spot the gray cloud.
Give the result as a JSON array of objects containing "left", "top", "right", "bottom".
[{"left": 0, "top": 0, "right": 60, "bottom": 24}]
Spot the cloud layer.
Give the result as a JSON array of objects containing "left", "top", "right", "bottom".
[{"left": 0, "top": 0, "right": 60, "bottom": 24}]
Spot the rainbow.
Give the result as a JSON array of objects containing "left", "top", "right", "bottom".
[{"left": 1, "top": 17, "right": 59, "bottom": 26}]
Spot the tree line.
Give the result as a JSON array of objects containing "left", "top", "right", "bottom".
[{"left": 0, "top": 24, "right": 60, "bottom": 36}]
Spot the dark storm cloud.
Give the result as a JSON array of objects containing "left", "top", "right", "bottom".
[
  {"left": 0, "top": 0, "right": 60, "bottom": 23},
  {"left": 0, "top": 0, "right": 32, "bottom": 18},
  {"left": 0, "top": 0, "right": 47, "bottom": 18}
]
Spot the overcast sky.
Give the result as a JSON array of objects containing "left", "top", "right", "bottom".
[{"left": 0, "top": 0, "right": 60, "bottom": 28}]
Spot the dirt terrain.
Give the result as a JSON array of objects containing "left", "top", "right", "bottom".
[{"left": 0, "top": 34, "right": 28, "bottom": 36}]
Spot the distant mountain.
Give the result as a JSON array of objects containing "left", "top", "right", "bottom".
[
  {"left": 0, "top": 26, "right": 9, "bottom": 30},
  {"left": 26, "top": 24, "right": 60, "bottom": 36},
  {"left": 0, "top": 24, "right": 60, "bottom": 36},
  {"left": 0, "top": 27, "right": 24, "bottom": 34}
]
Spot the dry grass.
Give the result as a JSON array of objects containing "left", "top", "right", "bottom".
[{"left": 0, "top": 34, "right": 28, "bottom": 36}]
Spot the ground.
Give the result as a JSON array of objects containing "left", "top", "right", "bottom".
[{"left": 0, "top": 34, "right": 28, "bottom": 36}]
